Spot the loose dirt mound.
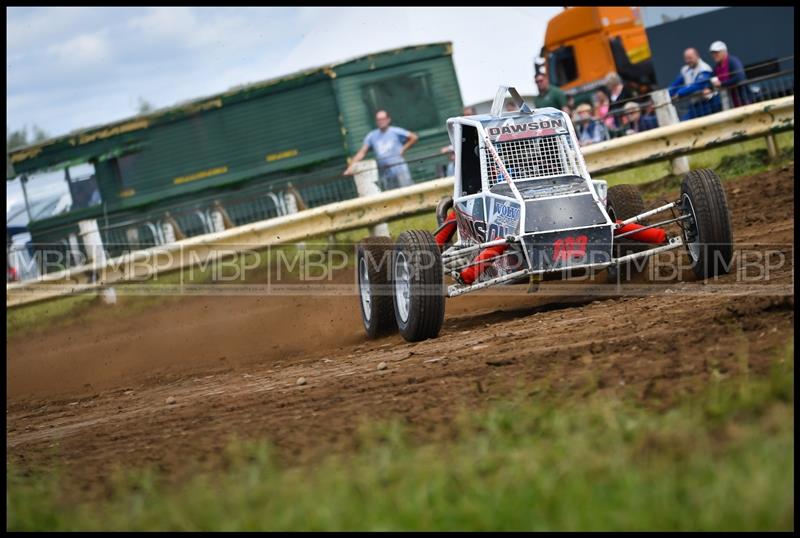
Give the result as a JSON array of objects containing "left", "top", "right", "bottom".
[{"left": 7, "top": 164, "right": 795, "bottom": 497}]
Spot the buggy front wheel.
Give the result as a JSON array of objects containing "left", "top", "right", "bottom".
[
  {"left": 393, "top": 230, "right": 446, "bottom": 342},
  {"left": 680, "top": 169, "right": 734, "bottom": 279}
]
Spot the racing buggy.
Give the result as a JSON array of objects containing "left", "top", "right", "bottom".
[{"left": 357, "top": 86, "right": 734, "bottom": 342}]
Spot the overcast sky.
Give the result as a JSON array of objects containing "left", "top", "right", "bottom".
[{"left": 7, "top": 6, "right": 563, "bottom": 140}]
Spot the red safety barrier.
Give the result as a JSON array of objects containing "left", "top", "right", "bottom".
[
  {"left": 459, "top": 244, "right": 509, "bottom": 285},
  {"left": 614, "top": 220, "right": 667, "bottom": 244}
]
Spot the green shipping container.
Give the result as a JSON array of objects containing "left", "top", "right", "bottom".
[{"left": 8, "top": 42, "right": 463, "bottom": 263}]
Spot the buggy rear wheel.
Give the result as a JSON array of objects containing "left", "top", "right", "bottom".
[
  {"left": 680, "top": 169, "right": 734, "bottom": 279},
  {"left": 393, "top": 230, "right": 445, "bottom": 342},
  {"left": 435, "top": 196, "right": 454, "bottom": 227},
  {"left": 606, "top": 184, "right": 649, "bottom": 283},
  {"left": 357, "top": 236, "right": 397, "bottom": 338}
]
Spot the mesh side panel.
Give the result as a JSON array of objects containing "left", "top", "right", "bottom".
[{"left": 486, "top": 135, "right": 580, "bottom": 187}]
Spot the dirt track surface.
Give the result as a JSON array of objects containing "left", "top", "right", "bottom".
[{"left": 7, "top": 165, "right": 795, "bottom": 496}]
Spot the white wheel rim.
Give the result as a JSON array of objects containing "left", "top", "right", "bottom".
[
  {"left": 394, "top": 251, "right": 411, "bottom": 323},
  {"left": 682, "top": 193, "right": 701, "bottom": 262},
  {"left": 359, "top": 256, "right": 371, "bottom": 321}
]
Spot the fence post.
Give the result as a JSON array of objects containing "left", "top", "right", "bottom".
[
  {"left": 720, "top": 88, "right": 732, "bottom": 111},
  {"left": 280, "top": 189, "right": 309, "bottom": 249},
  {"left": 78, "top": 219, "right": 116, "bottom": 304},
  {"left": 283, "top": 191, "right": 299, "bottom": 214},
  {"left": 285, "top": 183, "right": 308, "bottom": 210},
  {"left": 652, "top": 89, "right": 691, "bottom": 176},
  {"left": 161, "top": 211, "right": 185, "bottom": 243},
  {"left": 67, "top": 232, "right": 81, "bottom": 268},
  {"left": 212, "top": 200, "right": 235, "bottom": 230},
  {"left": 125, "top": 228, "right": 140, "bottom": 250},
  {"left": 161, "top": 221, "right": 177, "bottom": 243},
  {"left": 765, "top": 133, "right": 780, "bottom": 161},
  {"left": 352, "top": 159, "right": 390, "bottom": 237},
  {"left": 209, "top": 211, "right": 225, "bottom": 232}
]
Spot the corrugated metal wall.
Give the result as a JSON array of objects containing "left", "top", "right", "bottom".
[{"left": 99, "top": 79, "right": 344, "bottom": 207}]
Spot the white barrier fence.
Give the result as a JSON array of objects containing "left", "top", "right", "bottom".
[{"left": 7, "top": 96, "right": 794, "bottom": 308}]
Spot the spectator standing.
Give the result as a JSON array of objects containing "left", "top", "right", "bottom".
[
  {"left": 709, "top": 41, "right": 751, "bottom": 108},
  {"left": 667, "top": 47, "right": 720, "bottom": 120},
  {"left": 572, "top": 103, "right": 609, "bottom": 146},
  {"left": 533, "top": 72, "right": 567, "bottom": 110},
  {"left": 440, "top": 144, "right": 455, "bottom": 177},
  {"left": 593, "top": 89, "right": 616, "bottom": 130},
  {"left": 605, "top": 72, "right": 636, "bottom": 129},
  {"left": 438, "top": 105, "right": 479, "bottom": 177},
  {"left": 344, "top": 110, "right": 418, "bottom": 191},
  {"left": 618, "top": 101, "right": 658, "bottom": 136}
]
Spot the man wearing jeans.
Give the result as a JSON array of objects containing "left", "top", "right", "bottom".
[{"left": 344, "top": 110, "right": 418, "bottom": 190}]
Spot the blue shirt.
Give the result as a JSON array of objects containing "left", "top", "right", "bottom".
[
  {"left": 363, "top": 126, "right": 410, "bottom": 169},
  {"left": 576, "top": 119, "right": 609, "bottom": 145},
  {"left": 668, "top": 60, "right": 714, "bottom": 98}
]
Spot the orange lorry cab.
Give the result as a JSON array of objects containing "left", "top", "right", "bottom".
[{"left": 540, "top": 6, "right": 656, "bottom": 103}]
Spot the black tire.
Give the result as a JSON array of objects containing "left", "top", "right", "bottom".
[
  {"left": 435, "top": 196, "right": 454, "bottom": 227},
  {"left": 606, "top": 184, "right": 646, "bottom": 223},
  {"left": 680, "top": 169, "right": 734, "bottom": 279},
  {"left": 392, "top": 230, "right": 446, "bottom": 342},
  {"left": 356, "top": 236, "right": 396, "bottom": 339},
  {"left": 606, "top": 184, "right": 649, "bottom": 283}
]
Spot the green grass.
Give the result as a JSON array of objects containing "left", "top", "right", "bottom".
[
  {"left": 604, "top": 131, "right": 794, "bottom": 187},
  {"left": 6, "top": 262, "right": 216, "bottom": 339},
  {"left": 8, "top": 133, "right": 794, "bottom": 338},
  {"left": 5, "top": 241, "right": 333, "bottom": 339},
  {"left": 8, "top": 341, "right": 794, "bottom": 531},
  {"left": 6, "top": 292, "right": 100, "bottom": 337}
]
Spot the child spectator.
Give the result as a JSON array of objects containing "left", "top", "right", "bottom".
[{"left": 592, "top": 89, "right": 616, "bottom": 130}]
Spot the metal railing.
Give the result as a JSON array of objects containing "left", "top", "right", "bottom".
[
  {"left": 671, "top": 67, "right": 794, "bottom": 121},
  {"left": 9, "top": 148, "right": 455, "bottom": 276},
  {"left": 95, "top": 149, "right": 451, "bottom": 260}
]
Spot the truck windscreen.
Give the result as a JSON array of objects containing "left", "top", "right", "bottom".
[{"left": 549, "top": 46, "right": 578, "bottom": 87}]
